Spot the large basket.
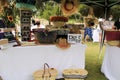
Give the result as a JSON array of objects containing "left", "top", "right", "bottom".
[
  {"left": 105, "top": 30, "right": 120, "bottom": 46},
  {"left": 33, "top": 63, "right": 58, "bottom": 80},
  {"left": 33, "top": 29, "right": 57, "bottom": 44}
]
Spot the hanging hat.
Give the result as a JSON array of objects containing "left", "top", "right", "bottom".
[{"left": 61, "top": 0, "right": 79, "bottom": 16}]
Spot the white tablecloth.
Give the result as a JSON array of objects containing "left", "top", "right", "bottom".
[
  {"left": 0, "top": 44, "right": 86, "bottom": 80},
  {"left": 101, "top": 45, "right": 120, "bottom": 80}
]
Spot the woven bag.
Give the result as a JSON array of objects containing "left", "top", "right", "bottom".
[{"left": 33, "top": 63, "right": 58, "bottom": 80}]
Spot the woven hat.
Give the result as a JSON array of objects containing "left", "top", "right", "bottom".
[{"left": 61, "top": 0, "right": 79, "bottom": 16}]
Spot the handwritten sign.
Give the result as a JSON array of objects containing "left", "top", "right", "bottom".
[{"left": 68, "top": 34, "right": 82, "bottom": 44}]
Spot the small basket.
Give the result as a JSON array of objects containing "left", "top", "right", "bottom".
[{"left": 33, "top": 63, "right": 58, "bottom": 80}]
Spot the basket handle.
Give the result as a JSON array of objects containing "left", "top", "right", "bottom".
[{"left": 42, "top": 63, "right": 51, "bottom": 78}]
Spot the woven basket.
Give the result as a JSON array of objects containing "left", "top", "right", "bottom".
[
  {"left": 33, "top": 29, "right": 57, "bottom": 44},
  {"left": 33, "top": 63, "right": 58, "bottom": 80},
  {"left": 63, "top": 69, "right": 88, "bottom": 80}
]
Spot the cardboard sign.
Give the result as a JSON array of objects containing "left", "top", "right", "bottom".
[{"left": 68, "top": 34, "right": 82, "bottom": 44}]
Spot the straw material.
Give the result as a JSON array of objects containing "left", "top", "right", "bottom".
[
  {"left": 107, "top": 41, "right": 120, "bottom": 46},
  {"left": 33, "top": 63, "right": 58, "bottom": 80},
  {"left": 0, "top": 39, "right": 8, "bottom": 45},
  {"left": 33, "top": 68, "right": 58, "bottom": 80},
  {"left": 63, "top": 69, "right": 88, "bottom": 80},
  {"left": 63, "top": 69, "right": 88, "bottom": 76},
  {"left": 61, "top": 0, "right": 79, "bottom": 16},
  {"left": 52, "top": 21, "right": 65, "bottom": 27}
]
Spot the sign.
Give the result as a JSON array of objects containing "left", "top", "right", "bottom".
[{"left": 68, "top": 34, "right": 82, "bottom": 44}]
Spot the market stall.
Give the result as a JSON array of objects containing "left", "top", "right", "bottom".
[
  {"left": 0, "top": 43, "right": 86, "bottom": 80},
  {"left": 101, "top": 31, "right": 120, "bottom": 80}
]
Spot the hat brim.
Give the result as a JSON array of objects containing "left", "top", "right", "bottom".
[{"left": 61, "top": 0, "right": 79, "bottom": 16}]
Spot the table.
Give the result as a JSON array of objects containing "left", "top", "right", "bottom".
[
  {"left": 0, "top": 43, "right": 86, "bottom": 80},
  {"left": 101, "top": 45, "right": 120, "bottom": 80},
  {"left": 105, "top": 31, "right": 120, "bottom": 41}
]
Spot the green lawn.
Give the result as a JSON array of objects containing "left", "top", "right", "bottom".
[{"left": 85, "top": 42, "right": 107, "bottom": 80}]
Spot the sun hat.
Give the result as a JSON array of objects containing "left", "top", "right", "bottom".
[{"left": 61, "top": 0, "right": 79, "bottom": 16}]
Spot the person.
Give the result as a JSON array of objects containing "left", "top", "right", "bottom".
[
  {"left": 108, "top": 15, "right": 114, "bottom": 21},
  {"left": 0, "top": 29, "right": 4, "bottom": 39},
  {"left": 99, "top": 15, "right": 115, "bottom": 31},
  {"left": 84, "top": 21, "right": 94, "bottom": 42},
  {"left": 31, "top": 19, "right": 45, "bottom": 31},
  {"left": 114, "top": 18, "right": 120, "bottom": 30}
]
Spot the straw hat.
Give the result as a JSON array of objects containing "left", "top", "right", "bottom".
[{"left": 61, "top": 0, "right": 79, "bottom": 16}]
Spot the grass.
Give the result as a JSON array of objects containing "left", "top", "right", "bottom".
[{"left": 85, "top": 42, "right": 107, "bottom": 80}]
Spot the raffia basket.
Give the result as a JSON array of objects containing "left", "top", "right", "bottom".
[
  {"left": 63, "top": 69, "right": 88, "bottom": 80},
  {"left": 33, "top": 63, "right": 58, "bottom": 80}
]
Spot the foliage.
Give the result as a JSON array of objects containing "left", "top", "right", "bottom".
[
  {"left": 67, "top": 4, "right": 90, "bottom": 23},
  {"left": 92, "top": 5, "right": 104, "bottom": 18},
  {"left": 0, "top": 1, "right": 18, "bottom": 28},
  {"left": 110, "top": 5, "right": 120, "bottom": 20},
  {"left": 78, "top": 4, "right": 90, "bottom": 17},
  {"left": 35, "top": 1, "right": 59, "bottom": 20}
]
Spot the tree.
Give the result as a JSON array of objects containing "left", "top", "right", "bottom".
[
  {"left": 110, "top": 5, "right": 120, "bottom": 20},
  {"left": 36, "top": 1, "right": 59, "bottom": 20}
]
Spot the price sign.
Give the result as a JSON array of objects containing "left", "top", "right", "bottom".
[{"left": 68, "top": 34, "right": 82, "bottom": 44}]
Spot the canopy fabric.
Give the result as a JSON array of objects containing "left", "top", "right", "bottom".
[
  {"left": 15, "top": 3, "right": 37, "bottom": 12},
  {"left": 54, "top": 0, "right": 120, "bottom": 7},
  {"left": 15, "top": 0, "right": 120, "bottom": 7}
]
